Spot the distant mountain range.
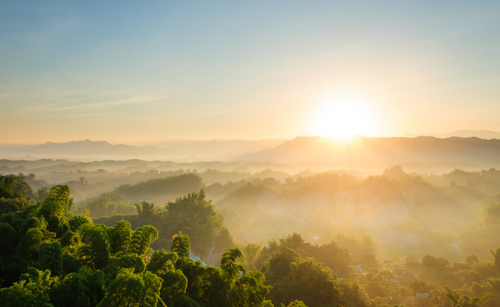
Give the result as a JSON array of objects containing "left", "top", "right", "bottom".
[
  {"left": 405, "top": 129, "right": 500, "bottom": 139},
  {"left": 3, "top": 131, "right": 500, "bottom": 165},
  {"left": 0, "top": 138, "right": 288, "bottom": 160},
  {"left": 28, "top": 139, "right": 174, "bottom": 158},
  {"left": 142, "top": 138, "right": 284, "bottom": 157},
  {"left": 236, "top": 135, "right": 500, "bottom": 164}
]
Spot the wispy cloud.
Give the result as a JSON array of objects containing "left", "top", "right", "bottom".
[
  {"left": 13, "top": 94, "right": 172, "bottom": 114},
  {"left": 51, "top": 94, "right": 172, "bottom": 111}
]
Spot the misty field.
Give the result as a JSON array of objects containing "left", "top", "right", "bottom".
[{"left": 2, "top": 146, "right": 500, "bottom": 307}]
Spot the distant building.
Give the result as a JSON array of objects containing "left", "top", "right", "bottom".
[
  {"left": 352, "top": 266, "right": 363, "bottom": 273},
  {"left": 392, "top": 269, "right": 416, "bottom": 279},
  {"left": 416, "top": 293, "right": 429, "bottom": 299}
]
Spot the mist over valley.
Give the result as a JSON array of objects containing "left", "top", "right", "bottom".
[{"left": 2, "top": 1, "right": 500, "bottom": 306}]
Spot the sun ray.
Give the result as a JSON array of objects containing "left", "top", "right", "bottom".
[{"left": 312, "top": 93, "right": 373, "bottom": 140}]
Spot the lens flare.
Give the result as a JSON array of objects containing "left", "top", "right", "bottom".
[{"left": 312, "top": 93, "right": 374, "bottom": 139}]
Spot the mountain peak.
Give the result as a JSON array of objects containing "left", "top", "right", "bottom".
[{"left": 30, "top": 139, "right": 167, "bottom": 158}]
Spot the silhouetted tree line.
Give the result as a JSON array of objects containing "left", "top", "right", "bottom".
[{"left": 115, "top": 173, "right": 202, "bottom": 201}]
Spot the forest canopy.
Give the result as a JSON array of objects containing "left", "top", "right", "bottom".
[{"left": 2, "top": 163, "right": 500, "bottom": 307}]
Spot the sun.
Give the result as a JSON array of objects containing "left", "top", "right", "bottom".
[
  {"left": 313, "top": 93, "right": 371, "bottom": 139},
  {"left": 319, "top": 103, "right": 367, "bottom": 139}
]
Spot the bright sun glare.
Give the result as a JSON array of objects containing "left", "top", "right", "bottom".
[{"left": 314, "top": 94, "right": 371, "bottom": 139}]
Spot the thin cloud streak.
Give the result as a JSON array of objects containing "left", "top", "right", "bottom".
[{"left": 11, "top": 94, "right": 173, "bottom": 114}]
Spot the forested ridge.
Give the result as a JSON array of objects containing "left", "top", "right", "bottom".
[
  {"left": 0, "top": 183, "right": 273, "bottom": 306},
  {"left": 0, "top": 182, "right": 367, "bottom": 307},
  {"left": 2, "top": 169, "right": 500, "bottom": 307}
]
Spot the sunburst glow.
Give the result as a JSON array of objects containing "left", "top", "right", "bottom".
[{"left": 313, "top": 93, "right": 373, "bottom": 139}]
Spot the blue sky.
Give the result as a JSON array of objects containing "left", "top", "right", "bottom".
[{"left": 1, "top": 1, "right": 500, "bottom": 143}]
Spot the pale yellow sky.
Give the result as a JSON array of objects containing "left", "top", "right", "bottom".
[{"left": 1, "top": 1, "right": 500, "bottom": 144}]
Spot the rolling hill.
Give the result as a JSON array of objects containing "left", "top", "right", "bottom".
[
  {"left": 237, "top": 136, "right": 500, "bottom": 165},
  {"left": 28, "top": 139, "right": 175, "bottom": 158}
]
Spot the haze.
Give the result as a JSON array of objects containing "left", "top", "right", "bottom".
[
  {"left": 3, "top": 2, "right": 500, "bottom": 307},
  {"left": 2, "top": 1, "right": 500, "bottom": 144}
]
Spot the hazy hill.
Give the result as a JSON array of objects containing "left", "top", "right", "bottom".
[
  {"left": 237, "top": 136, "right": 500, "bottom": 165},
  {"left": 425, "top": 130, "right": 500, "bottom": 139},
  {"left": 404, "top": 129, "right": 500, "bottom": 139},
  {"left": 143, "top": 138, "right": 284, "bottom": 157},
  {"left": 213, "top": 172, "right": 487, "bottom": 260},
  {"left": 114, "top": 173, "right": 202, "bottom": 203},
  {"left": 0, "top": 138, "right": 286, "bottom": 160},
  {"left": 29, "top": 139, "right": 174, "bottom": 158}
]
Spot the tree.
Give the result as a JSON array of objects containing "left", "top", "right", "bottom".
[
  {"left": 383, "top": 165, "right": 409, "bottom": 181},
  {"left": 115, "top": 173, "right": 202, "bottom": 201},
  {"left": 0, "top": 174, "right": 34, "bottom": 200},
  {"left": 146, "top": 249, "right": 187, "bottom": 305},
  {"left": 78, "top": 177, "right": 88, "bottom": 185},
  {"left": 0, "top": 197, "right": 31, "bottom": 215},
  {"left": 264, "top": 247, "right": 341, "bottom": 307},
  {"left": 18, "top": 267, "right": 57, "bottom": 291},
  {"left": 436, "top": 257, "right": 449, "bottom": 268},
  {"left": 0, "top": 280, "right": 53, "bottom": 307},
  {"left": 149, "top": 251, "right": 189, "bottom": 307},
  {"left": 147, "top": 249, "right": 179, "bottom": 274},
  {"left": 164, "top": 190, "right": 224, "bottom": 258},
  {"left": 48, "top": 266, "right": 105, "bottom": 307},
  {"left": 286, "top": 258, "right": 341, "bottom": 306},
  {"left": 0, "top": 174, "right": 34, "bottom": 214},
  {"left": 365, "top": 282, "right": 386, "bottom": 298},
  {"left": 0, "top": 222, "right": 17, "bottom": 257},
  {"left": 97, "top": 268, "right": 165, "bottom": 307},
  {"left": 74, "top": 192, "right": 136, "bottom": 218},
  {"left": 0, "top": 268, "right": 55, "bottom": 306},
  {"left": 234, "top": 270, "right": 271, "bottom": 307},
  {"left": 37, "top": 185, "right": 70, "bottom": 235},
  {"left": 36, "top": 187, "right": 49, "bottom": 202},
  {"left": 135, "top": 201, "right": 157, "bottom": 219},
  {"left": 104, "top": 253, "right": 146, "bottom": 280},
  {"left": 69, "top": 214, "right": 93, "bottom": 232},
  {"left": 129, "top": 225, "right": 159, "bottom": 256},
  {"left": 358, "top": 253, "right": 378, "bottom": 270},
  {"left": 267, "top": 247, "right": 301, "bottom": 279},
  {"left": 286, "top": 301, "right": 308, "bottom": 307},
  {"left": 338, "top": 280, "right": 371, "bottom": 307},
  {"left": 78, "top": 225, "right": 111, "bottom": 270},
  {"left": 444, "top": 286, "right": 495, "bottom": 307},
  {"left": 172, "top": 295, "right": 201, "bottom": 307},
  {"left": 108, "top": 219, "right": 132, "bottom": 254},
  {"left": 197, "top": 247, "right": 270, "bottom": 307},
  {"left": 0, "top": 198, "right": 276, "bottom": 307},
  {"left": 423, "top": 255, "right": 439, "bottom": 269},
  {"left": 409, "top": 280, "right": 432, "bottom": 295},
  {"left": 253, "top": 233, "right": 352, "bottom": 276},
  {"left": 242, "top": 242, "right": 262, "bottom": 269},
  {"left": 38, "top": 241, "right": 63, "bottom": 276},
  {"left": 18, "top": 228, "right": 51, "bottom": 261},
  {"left": 489, "top": 248, "right": 500, "bottom": 269},
  {"left": 460, "top": 204, "right": 500, "bottom": 254},
  {"left": 171, "top": 232, "right": 191, "bottom": 258}
]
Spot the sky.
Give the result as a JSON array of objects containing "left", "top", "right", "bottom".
[{"left": 1, "top": 1, "right": 500, "bottom": 144}]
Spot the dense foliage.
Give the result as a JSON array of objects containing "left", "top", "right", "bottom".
[
  {"left": 115, "top": 173, "right": 202, "bottom": 202},
  {"left": 94, "top": 190, "right": 234, "bottom": 265},
  {"left": 0, "top": 185, "right": 273, "bottom": 307},
  {"left": 73, "top": 191, "right": 136, "bottom": 217},
  {"left": 3, "top": 163, "right": 500, "bottom": 307},
  {"left": 247, "top": 233, "right": 353, "bottom": 276},
  {"left": 0, "top": 173, "right": 35, "bottom": 214}
]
